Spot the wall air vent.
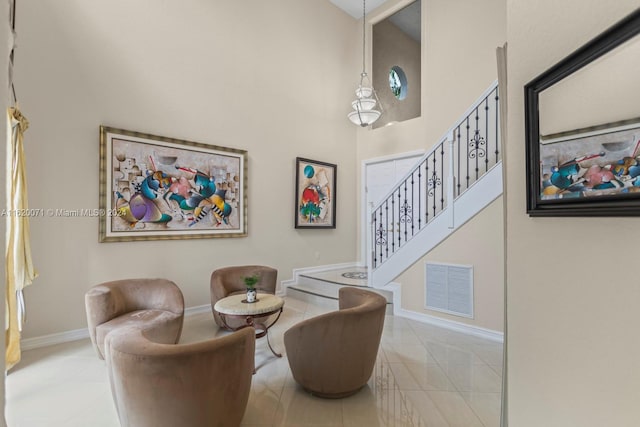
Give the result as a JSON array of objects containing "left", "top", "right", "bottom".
[{"left": 425, "top": 262, "right": 473, "bottom": 318}]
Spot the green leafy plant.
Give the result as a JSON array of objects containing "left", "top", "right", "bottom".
[{"left": 243, "top": 275, "right": 259, "bottom": 290}]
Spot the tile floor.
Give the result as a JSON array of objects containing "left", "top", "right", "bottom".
[{"left": 6, "top": 295, "right": 503, "bottom": 426}]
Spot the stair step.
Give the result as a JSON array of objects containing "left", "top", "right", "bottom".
[
  {"left": 287, "top": 284, "right": 393, "bottom": 314},
  {"left": 286, "top": 286, "right": 340, "bottom": 310},
  {"left": 286, "top": 266, "right": 393, "bottom": 314}
]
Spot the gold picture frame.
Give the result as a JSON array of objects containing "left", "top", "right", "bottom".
[{"left": 99, "top": 126, "right": 247, "bottom": 242}]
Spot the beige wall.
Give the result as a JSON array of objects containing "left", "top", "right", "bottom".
[
  {"left": 399, "top": 198, "right": 504, "bottom": 332},
  {"left": 359, "top": 0, "right": 506, "bottom": 331},
  {"left": 372, "top": 19, "right": 421, "bottom": 127},
  {"left": 15, "top": 0, "right": 360, "bottom": 339},
  {"left": 506, "top": 1, "right": 640, "bottom": 425}
]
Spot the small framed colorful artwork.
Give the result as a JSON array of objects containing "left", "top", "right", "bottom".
[{"left": 294, "top": 157, "right": 337, "bottom": 229}]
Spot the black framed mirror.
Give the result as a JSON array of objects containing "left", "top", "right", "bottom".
[{"left": 525, "top": 9, "right": 640, "bottom": 216}]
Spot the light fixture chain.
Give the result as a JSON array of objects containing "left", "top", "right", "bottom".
[
  {"left": 347, "top": 0, "right": 381, "bottom": 127},
  {"left": 362, "top": 0, "right": 366, "bottom": 75}
]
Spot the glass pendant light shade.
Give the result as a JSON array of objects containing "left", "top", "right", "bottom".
[
  {"left": 348, "top": 109, "right": 382, "bottom": 127},
  {"left": 356, "top": 86, "right": 373, "bottom": 98},
  {"left": 349, "top": 83, "right": 381, "bottom": 126},
  {"left": 352, "top": 97, "right": 377, "bottom": 111}
]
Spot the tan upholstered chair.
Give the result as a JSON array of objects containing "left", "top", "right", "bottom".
[
  {"left": 85, "top": 278, "right": 184, "bottom": 359},
  {"left": 105, "top": 327, "right": 255, "bottom": 427},
  {"left": 284, "top": 287, "right": 387, "bottom": 398},
  {"left": 210, "top": 265, "right": 277, "bottom": 329}
]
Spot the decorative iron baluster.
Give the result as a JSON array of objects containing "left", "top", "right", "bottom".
[
  {"left": 470, "top": 107, "right": 485, "bottom": 181},
  {"left": 380, "top": 199, "right": 389, "bottom": 259},
  {"left": 440, "top": 143, "right": 445, "bottom": 210},
  {"left": 456, "top": 125, "right": 462, "bottom": 197},
  {"left": 427, "top": 153, "right": 442, "bottom": 219},
  {"left": 495, "top": 87, "right": 500, "bottom": 163},
  {"left": 466, "top": 117, "right": 470, "bottom": 190},
  {"left": 390, "top": 192, "right": 395, "bottom": 254},
  {"left": 418, "top": 161, "right": 422, "bottom": 229},
  {"left": 397, "top": 189, "right": 401, "bottom": 248},
  {"left": 400, "top": 181, "right": 411, "bottom": 242},
  {"left": 485, "top": 97, "right": 490, "bottom": 172},
  {"left": 372, "top": 211, "right": 377, "bottom": 268},
  {"left": 431, "top": 154, "right": 437, "bottom": 218},
  {"left": 370, "top": 82, "right": 500, "bottom": 272},
  {"left": 425, "top": 158, "right": 430, "bottom": 223},
  {"left": 375, "top": 222, "right": 387, "bottom": 245},
  {"left": 379, "top": 209, "right": 387, "bottom": 264},
  {"left": 411, "top": 171, "right": 415, "bottom": 235}
]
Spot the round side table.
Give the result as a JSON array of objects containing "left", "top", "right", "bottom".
[{"left": 213, "top": 293, "right": 284, "bottom": 358}]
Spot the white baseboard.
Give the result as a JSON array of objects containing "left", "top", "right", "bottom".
[
  {"left": 185, "top": 304, "right": 211, "bottom": 316},
  {"left": 21, "top": 328, "right": 90, "bottom": 351},
  {"left": 21, "top": 303, "right": 214, "bottom": 351},
  {"left": 384, "top": 280, "right": 503, "bottom": 342},
  {"left": 283, "top": 270, "right": 503, "bottom": 343},
  {"left": 396, "top": 308, "right": 503, "bottom": 342},
  {"left": 22, "top": 275, "right": 502, "bottom": 352}
]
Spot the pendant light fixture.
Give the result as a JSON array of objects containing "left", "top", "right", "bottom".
[{"left": 348, "top": 0, "right": 382, "bottom": 127}]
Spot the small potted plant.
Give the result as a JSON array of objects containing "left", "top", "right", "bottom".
[{"left": 243, "top": 275, "right": 259, "bottom": 303}]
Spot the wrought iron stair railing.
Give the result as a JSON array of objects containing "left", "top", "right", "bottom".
[{"left": 371, "top": 81, "right": 501, "bottom": 270}]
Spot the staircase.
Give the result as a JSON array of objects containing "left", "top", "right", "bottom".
[
  {"left": 285, "top": 266, "right": 394, "bottom": 313},
  {"left": 370, "top": 80, "right": 502, "bottom": 287},
  {"left": 285, "top": 81, "right": 502, "bottom": 305}
]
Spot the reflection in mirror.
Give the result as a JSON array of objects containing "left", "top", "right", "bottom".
[
  {"left": 525, "top": 8, "right": 640, "bottom": 216},
  {"left": 539, "top": 34, "right": 640, "bottom": 137},
  {"left": 537, "top": 33, "right": 640, "bottom": 202}
]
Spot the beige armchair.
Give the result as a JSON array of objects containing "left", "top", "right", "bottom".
[
  {"left": 85, "top": 278, "right": 184, "bottom": 359},
  {"left": 284, "top": 287, "right": 387, "bottom": 398},
  {"left": 210, "top": 265, "right": 277, "bottom": 329},
  {"left": 105, "top": 327, "right": 255, "bottom": 427}
]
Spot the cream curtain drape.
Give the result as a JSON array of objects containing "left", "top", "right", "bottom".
[{"left": 5, "top": 106, "right": 38, "bottom": 371}]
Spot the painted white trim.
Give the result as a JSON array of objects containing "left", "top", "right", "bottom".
[
  {"left": 361, "top": 150, "right": 426, "bottom": 166},
  {"left": 185, "top": 304, "right": 211, "bottom": 316},
  {"left": 367, "top": 81, "right": 500, "bottom": 230},
  {"left": 447, "top": 80, "right": 499, "bottom": 139},
  {"left": 280, "top": 278, "right": 297, "bottom": 291},
  {"left": 22, "top": 303, "right": 215, "bottom": 351},
  {"left": 384, "top": 281, "right": 501, "bottom": 342},
  {"left": 372, "top": 162, "right": 503, "bottom": 287},
  {"left": 368, "top": 0, "right": 416, "bottom": 25},
  {"left": 281, "top": 261, "right": 363, "bottom": 295},
  {"left": 399, "top": 307, "right": 503, "bottom": 342},
  {"left": 396, "top": 308, "right": 503, "bottom": 342},
  {"left": 385, "top": 282, "right": 403, "bottom": 311},
  {"left": 22, "top": 328, "right": 90, "bottom": 351},
  {"left": 281, "top": 261, "right": 363, "bottom": 291},
  {"left": 361, "top": 151, "right": 425, "bottom": 267},
  {"left": 23, "top": 276, "right": 501, "bottom": 351}
]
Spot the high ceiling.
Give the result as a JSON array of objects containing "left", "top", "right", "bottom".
[
  {"left": 329, "top": 0, "right": 389, "bottom": 19},
  {"left": 330, "top": 0, "right": 421, "bottom": 43}
]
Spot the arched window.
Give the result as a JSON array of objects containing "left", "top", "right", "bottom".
[{"left": 389, "top": 66, "right": 408, "bottom": 100}]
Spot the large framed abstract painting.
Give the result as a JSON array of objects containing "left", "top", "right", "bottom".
[
  {"left": 294, "top": 157, "right": 336, "bottom": 229},
  {"left": 525, "top": 9, "right": 640, "bottom": 216},
  {"left": 99, "top": 126, "right": 247, "bottom": 242}
]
